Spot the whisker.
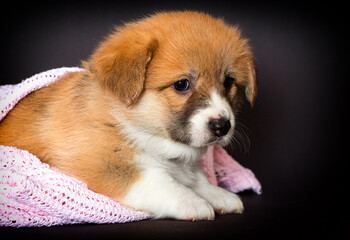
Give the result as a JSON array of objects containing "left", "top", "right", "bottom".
[{"left": 227, "top": 120, "right": 252, "bottom": 158}]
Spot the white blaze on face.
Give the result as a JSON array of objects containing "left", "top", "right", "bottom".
[{"left": 189, "top": 91, "right": 235, "bottom": 147}]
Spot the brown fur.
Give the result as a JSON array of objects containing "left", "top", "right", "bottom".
[
  {"left": 0, "top": 71, "right": 139, "bottom": 199},
  {"left": 0, "top": 11, "right": 256, "bottom": 202}
]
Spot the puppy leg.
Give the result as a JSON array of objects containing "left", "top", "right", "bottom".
[
  {"left": 121, "top": 167, "right": 215, "bottom": 220},
  {"left": 193, "top": 170, "right": 244, "bottom": 214}
]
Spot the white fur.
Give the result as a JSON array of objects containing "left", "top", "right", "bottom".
[
  {"left": 122, "top": 152, "right": 243, "bottom": 220},
  {"left": 189, "top": 91, "right": 235, "bottom": 147}
]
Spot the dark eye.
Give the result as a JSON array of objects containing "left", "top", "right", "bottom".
[
  {"left": 173, "top": 79, "right": 190, "bottom": 92},
  {"left": 224, "top": 76, "right": 235, "bottom": 90}
]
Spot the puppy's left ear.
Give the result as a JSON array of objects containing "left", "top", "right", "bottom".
[
  {"left": 244, "top": 56, "right": 257, "bottom": 106},
  {"left": 89, "top": 28, "right": 158, "bottom": 106},
  {"left": 236, "top": 52, "right": 257, "bottom": 107}
]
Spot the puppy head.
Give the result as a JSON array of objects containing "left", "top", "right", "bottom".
[{"left": 89, "top": 11, "right": 257, "bottom": 148}]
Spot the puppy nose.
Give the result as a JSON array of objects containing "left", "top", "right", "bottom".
[{"left": 208, "top": 118, "right": 231, "bottom": 137}]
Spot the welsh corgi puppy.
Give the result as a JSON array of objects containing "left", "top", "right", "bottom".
[{"left": 0, "top": 11, "right": 257, "bottom": 220}]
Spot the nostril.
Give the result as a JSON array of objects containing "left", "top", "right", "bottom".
[{"left": 208, "top": 118, "right": 231, "bottom": 137}]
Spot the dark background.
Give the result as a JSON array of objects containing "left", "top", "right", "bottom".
[{"left": 1, "top": 0, "right": 346, "bottom": 239}]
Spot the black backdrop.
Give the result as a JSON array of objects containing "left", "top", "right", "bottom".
[{"left": 1, "top": 1, "right": 346, "bottom": 239}]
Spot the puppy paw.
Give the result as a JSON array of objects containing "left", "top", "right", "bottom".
[
  {"left": 214, "top": 191, "right": 244, "bottom": 214},
  {"left": 176, "top": 197, "right": 215, "bottom": 221},
  {"left": 203, "top": 186, "right": 244, "bottom": 214}
]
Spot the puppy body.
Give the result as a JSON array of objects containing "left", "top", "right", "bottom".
[{"left": 0, "top": 11, "right": 256, "bottom": 220}]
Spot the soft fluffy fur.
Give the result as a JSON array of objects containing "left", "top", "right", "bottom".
[{"left": 0, "top": 11, "right": 256, "bottom": 220}]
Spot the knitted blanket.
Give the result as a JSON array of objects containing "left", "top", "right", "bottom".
[{"left": 0, "top": 67, "right": 261, "bottom": 227}]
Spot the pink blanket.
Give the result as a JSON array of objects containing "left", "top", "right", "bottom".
[{"left": 0, "top": 67, "right": 261, "bottom": 227}]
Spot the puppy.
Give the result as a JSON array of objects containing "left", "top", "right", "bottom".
[{"left": 0, "top": 11, "right": 256, "bottom": 220}]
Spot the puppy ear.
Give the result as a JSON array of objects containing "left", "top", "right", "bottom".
[
  {"left": 244, "top": 57, "right": 257, "bottom": 106},
  {"left": 89, "top": 28, "right": 158, "bottom": 106},
  {"left": 235, "top": 52, "right": 257, "bottom": 107}
]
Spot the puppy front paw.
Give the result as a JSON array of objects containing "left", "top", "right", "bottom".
[
  {"left": 208, "top": 187, "right": 244, "bottom": 214},
  {"left": 174, "top": 197, "right": 215, "bottom": 221},
  {"left": 195, "top": 183, "right": 244, "bottom": 214}
]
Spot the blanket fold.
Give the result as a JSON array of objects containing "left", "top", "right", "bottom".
[{"left": 0, "top": 67, "right": 261, "bottom": 227}]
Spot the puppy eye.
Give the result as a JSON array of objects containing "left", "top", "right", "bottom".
[
  {"left": 224, "top": 76, "right": 235, "bottom": 90},
  {"left": 173, "top": 79, "right": 190, "bottom": 92}
]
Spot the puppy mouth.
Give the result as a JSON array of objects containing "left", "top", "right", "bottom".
[
  {"left": 188, "top": 125, "right": 234, "bottom": 148},
  {"left": 204, "top": 136, "right": 224, "bottom": 146},
  {"left": 204, "top": 131, "right": 233, "bottom": 147}
]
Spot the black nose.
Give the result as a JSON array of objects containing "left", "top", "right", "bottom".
[{"left": 208, "top": 118, "right": 231, "bottom": 137}]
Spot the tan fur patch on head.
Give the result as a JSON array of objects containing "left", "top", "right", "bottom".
[{"left": 88, "top": 11, "right": 256, "bottom": 109}]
